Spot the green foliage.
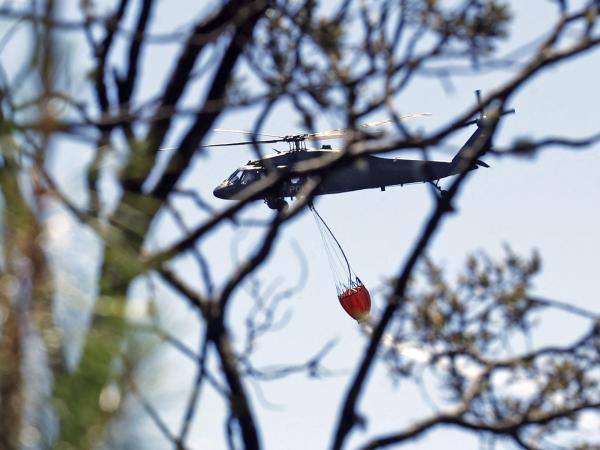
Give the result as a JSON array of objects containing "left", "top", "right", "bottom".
[
  {"left": 383, "top": 248, "right": 600, "bottom": 446},
  {"left": 420, "top": 0, "right": 512, "bottom": 56},
  {"left": 398, "top": 247, "right": 541, "bottom": 356}
]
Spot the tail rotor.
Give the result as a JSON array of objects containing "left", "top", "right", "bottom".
[
  {"left": 463, "top": 89, "right": 515, "bottom": 127},
  {"left": 451, "top": 90, "right": 516, "bottom": 171}
]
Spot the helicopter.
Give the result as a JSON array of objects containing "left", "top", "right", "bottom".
[{"left": 209, "top": 91, "right": 514, "bottom": 210}]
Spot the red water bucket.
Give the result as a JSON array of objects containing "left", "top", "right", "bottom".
[{"left": 338, "top": 284, "right": 371, "bottom": 322}]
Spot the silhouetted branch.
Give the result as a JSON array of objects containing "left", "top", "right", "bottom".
[{"left": 2, "top": 1, "right": 600, "bottom": 448}]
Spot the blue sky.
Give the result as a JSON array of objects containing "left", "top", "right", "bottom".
[
  {"left": 149, "top": 2, "right": 600, "bottom": 449},
  {"left": 2, "top": 0, "right": 599, "bottom": 448}
]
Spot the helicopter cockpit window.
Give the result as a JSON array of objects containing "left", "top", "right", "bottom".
[
  {"left": 239, "top": 170, "right": 260, "bottom": 184},
  {"left": 227, "top": 170, "right": 242, "bottom": 183}
]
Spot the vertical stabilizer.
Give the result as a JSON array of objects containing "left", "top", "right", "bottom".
[{"left": 450, "top": 90, "right": 515, "bottom": 174}]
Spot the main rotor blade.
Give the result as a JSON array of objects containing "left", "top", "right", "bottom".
[
  {"left": 214, "top": 128, "right": 284, "bottom": 139},
  {"left": 200, "top": 138, "right": 285, "bottom": 148},
  {"left": 304, "top": 112, "right": 432, "bottom": 141},
  {"left": 200, "top": 112, "right": 433, "bottom": 147},
  {"left": 356, "top": 112, "right": 432, "bottom": 129}
]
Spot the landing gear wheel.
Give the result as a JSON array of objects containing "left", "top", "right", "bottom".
[
  {"left": 266, "top": 198, "right": 288, "bottom": 210},
  {"left": 430, "top": 180, "right": 447, "bottom": 198}
]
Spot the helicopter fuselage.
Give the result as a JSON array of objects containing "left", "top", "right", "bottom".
[
  {"left": 209, "top": 90, "right": 515, "bottom": 209},
  {"left": 212, "top": 148, "right": 469, "bottom": 202}
]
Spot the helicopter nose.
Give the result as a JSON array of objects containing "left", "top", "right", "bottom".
[
  {"left": 214, "top": 182, "right": 237, "bottom": 199},
  {"left": 213, "top": 184, "right": 227, "bottom": 199}
]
